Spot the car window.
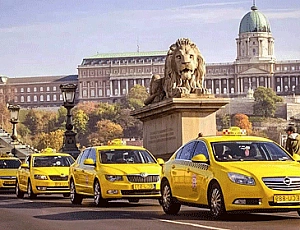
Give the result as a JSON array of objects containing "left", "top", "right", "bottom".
[
  {"left": 88, "top": 148, "right": 97, "bottom": 163},
  {"left": 212, "top": 141, "right": 293, "bottom": 162},
  {"left": 99, "top": 149, "right": 156, "bottom": 164},
  {"left": 0, "top": 159, "right": 21, "bottom": 169},
  {"left": 78, "top": 149, "right": 90, "bottom": 165},
  {"left": 32, "top": 156, "right": 74, "bottom": 167},
  {"left": 176, "top": 141, "right": 196, "bottom": 160},
  {"left": 193, "top": 141, "right": 209, "bottom": 159}
]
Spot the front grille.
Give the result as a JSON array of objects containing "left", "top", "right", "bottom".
[
  {"left": 121, "top": 190, "right": 160, "bottom": 196},
  {"left": 127, "top": 175, "right": 159, "bottom": 183},
  {"left": 49, "top": 176, "right": 68, "bottom": 181},
  {"left": 262, "top": 177, "right": 300, "bottom": 191},
  {"left": 0, "top": 176, "right": 16, "bottom": 180}
]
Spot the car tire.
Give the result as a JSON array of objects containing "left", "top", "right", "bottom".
[
  {"left": 16, "top": 181, "right": 24, "bottom": 199},
  {"left": 161, "top": 180, "right": 181, "bottom": 214},
  {"left": 209, "top": 183, "right": 226, "bottom": 219},
  {"left": 27, "top": 180, "right": 37, "bottom": 199},
  {"left": 94, "top": 180, "right": 108, "bottom": 207},
  {"left": 70, "top": 179, "right": 83, "bottom": 205},
  {"left": 128, "top": 198, "right": 139, "bottom": 203}
]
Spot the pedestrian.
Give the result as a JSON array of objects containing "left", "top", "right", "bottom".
[{"left": 285, "top": 126, "right": 300, "bottom": 156}]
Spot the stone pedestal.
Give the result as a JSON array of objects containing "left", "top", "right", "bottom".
[{"left": 131, "top": 97, "right": 230, "bottom": 159}]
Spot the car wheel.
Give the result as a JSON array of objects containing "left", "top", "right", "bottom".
[
  {"left": 94, "top": 180, "right": 108, "bottom": 207},
  {"left": 128, "top": 198, "right": 139, "bottom": 203},
  {"left": 209, "top": 183, "right": 226, "bottom": 219},
  {"left": 161, "top": 180, "right": 181, "bottom": 214},
  {"left": 70, "top": 179, "right": 83, "bottom": 205},
  {"left": 16, "top": 181, "right": 24, "bottom": 199},
  {"left": 27, "top": 180, "right": 37, "bottom": 199}
]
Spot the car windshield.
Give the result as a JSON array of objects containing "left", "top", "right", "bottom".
[
  {"left": 0, "top": 159, "right": 21, "bottom": 169},
  {"left": 212, "top": 141, "right": 293, "bottom": 162},
  {"left": 99, "top": 149, "right": 156, "bottom": 164},
  {"left": 33, "top": 156, "right": 75, "bottom": 167}
]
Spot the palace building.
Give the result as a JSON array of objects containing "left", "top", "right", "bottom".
[{"left": 0, "top": 4, "right": 299, "bottom": 108}]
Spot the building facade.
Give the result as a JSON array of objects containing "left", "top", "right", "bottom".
[{"left": 0, "top": 4, "right": 299, "bottom": 108}]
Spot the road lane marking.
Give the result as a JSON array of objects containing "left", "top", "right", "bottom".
[{"left": 156, "top": 219, "right": 231, "bottom": 230}]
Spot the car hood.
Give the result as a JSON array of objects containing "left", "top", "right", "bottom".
[
  {"left": 0, "top": 169, "right": 18, "bottom": 176},
  {"left": 224, "top": 161, "right": 300, "bottom": 177},
  {"left": 33, "top": 167, "right": 70, "bottom": 175},
  {"left": 101, "top": 163, "right": 161, "bottom": 175}
]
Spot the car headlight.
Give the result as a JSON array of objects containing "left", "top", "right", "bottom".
[
  {"left": 105, "top": 175, "right": 123, "bottom": 182},
  {"left": 34, "top": 174, "right": 48, "bottom": 180},
  {"left": 228, "top": 172, "right": 255, "bottom": 185}
]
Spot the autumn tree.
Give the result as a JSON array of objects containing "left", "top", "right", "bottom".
[
  {"left": 253, "top": 87, "right": 283, "bottom": 117},
  {"left": 33, "top": 129, "right": 64, "bottom": 151},
  {"left": 72, "top": 109, "right": 89, "bottom": 146},
  {"left": 124, "top": 84, "right": 149, "bottom": 110},
  {"left": 232, "top": 113, "right": 252, "bottom": 134},
  {"left": 87, "top": 119, "right": 123, "bottom": 146}
]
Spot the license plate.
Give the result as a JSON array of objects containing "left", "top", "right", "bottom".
[
  {"left": 55, "top": 182, "right": 64, "bottom": 186},
  {"left": 5, "top": 181, "right": 15, "bottom": 185},
  {"left": 273, "top": 194, "right": 300, "bottom": 203},
  {"left": 133, "top": 184, "right": 154, "bottom": 190}
]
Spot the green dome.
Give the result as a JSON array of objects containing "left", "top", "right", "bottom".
[{"left": 239, "top": 5, "right": 271, "bottom": 34}]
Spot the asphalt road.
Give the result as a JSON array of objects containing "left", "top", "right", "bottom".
[{"left": 0, "top": 191, "right": 300, "bottom": 230}]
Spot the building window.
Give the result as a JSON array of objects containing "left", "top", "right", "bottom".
[
  {"left": 40, "top": 95, "right": 44, "bottom": 101},
  {"left": 231, "top": 87, "right": 235, "bottom": 93},
  {"left": 276, "top": 67, "right": 280, "bottom": 71},
  {"left": 122, "top": 89, "right": 126, "bottom": 95},
  {"left": 107, "top": 89, "right": 110, "bottom": 96},
  {"left": 83, "top": 90, "right": 87, "bottom": 97},
  {"left": 99, "top": 89, "right": 103, "bottom": 96},
  {"left": 27, "top": 88, "right": 30, "bottom": 93},
  {"left": 114, "top": 89, "right": 118, "bottom": 95},
  {"left": 53, "top": 86, "right": 57, "bottom": 91},
  {"left": 292, "top": 66, "right": 295, "bottom": 71},
  {"left": 40, "top": 87, "right": 43, "bottom": 92},
  {"left": 284, "top": 66, "right": 288, "bottom": 71},
  {"left": 53, "top": 95, "right": 57, "bottom": 101},
  {"left": 27, "top": 96, "right": 31, "bottom": 102},
  {"left": 21, "top": 96, "right": 24, "bottom": 102},
  {"left": 91, "top": 89, "right": 95, "bottom": 97},
  {"left": 21, "top": 88, "right": 24, "bottom": 93},
  {"left": 216, "top": 88, "right": 220, "bottom": 94},
  {"left": 292, "top": 85, "right": 296, "bottom": 91},
  {"left": 34, "top": 95, "right": 37, "bottom": 102},
  {"left": 47, "top": 87, "right": 50, "bottom": 91},
  {"left": 14, "top": 88, "right": 17, "bottom": 93},
  {"left": 34, "top": 87, "right": 37, "bottom": 92},
  {"left": 59, "top": 94, "right": 63, "bottom": 101},
  {"left": 276, "top": 86, "right": 281, "bottom": 92},
  {"left": 223, "top": 88, "right": 227, "bottom": 94},
  {"left": 46, "top": 95, "right": 50, "bottom": 101},
  {"left": 276, "top": 78, "right": 280, "bottom": 83},
  {"left": 253, "top": 49, "right": 256, "bottom": 55}
]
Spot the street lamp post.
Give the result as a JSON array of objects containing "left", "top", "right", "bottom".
[
  {"left": 60, "top": 83, "right": 80, "bottom": 158},
  {"left": 8, "top": 104, "right": 20, "bottom": 157}
]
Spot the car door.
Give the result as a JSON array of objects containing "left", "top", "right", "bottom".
[
  {"left": 187, "top": 140, "right": 212, "bottom": 202},
  {"left": 82, "top": 148, "right": 97, "bottom": 195},
  {"left": 171, "top": 141, "right": 195, "bottom": 200},
  {"left": 18, "top": 155, "right": 31, "bottom": 191},
  {"left": 73, "top": 149, "right": 90, "bottom": 193}
]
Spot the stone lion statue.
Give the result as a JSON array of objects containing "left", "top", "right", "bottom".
[{"left": 144, "top": 38, "right": 206, "bottom": 105}]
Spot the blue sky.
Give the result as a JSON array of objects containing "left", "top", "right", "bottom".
[{"left": 0, "top": 0, "right": 299, "bottom": 77}]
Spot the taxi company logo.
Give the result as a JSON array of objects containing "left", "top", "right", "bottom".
[
  {"left": 60, "top": 174, "right": 66, "bottom": 177},
  {"left": 283, "top": 177, "right": 291, "bottom": 186},
  {"left": 140, "top": 173, "right": 148, "bottom": 178}
]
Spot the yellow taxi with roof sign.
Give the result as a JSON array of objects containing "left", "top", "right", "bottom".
[
  {"left": 160, "top": 126, "right": 300, "bottom": 219},
  {"left": 15, "top": 148, "right": 75, "bottom": 199},
  {"left": 0, "top": 153, "right": 21, "bottom": 190},
  {"left": 68, "top": 139, "right": 164, "bottom": 206}
]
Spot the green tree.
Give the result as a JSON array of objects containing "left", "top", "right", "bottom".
[
  {"left": 253, "top": 87, "right": 283, "bottom": 117},
  {"left": 124, "top": 84, "right": 149, "bottom": 110},
  {"left": 73, "top": 109, "right": 89, "bottom": 146},
  {"left": 33, "top": 129, "right": 64, "bottom": 151}
]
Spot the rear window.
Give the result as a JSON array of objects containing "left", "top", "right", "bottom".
[{"left": 0, "top": 159, "right": 21, "bottom": 169}]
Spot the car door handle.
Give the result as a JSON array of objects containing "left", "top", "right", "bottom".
[
  {"left": 171, "top": 165, "right": 175, "bottom": 169},
  {"left": 186, "top": 168, "right": 190, "bottom": 173}
]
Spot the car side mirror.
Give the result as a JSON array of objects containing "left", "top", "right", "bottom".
[
  {"left": 156, "top": 158, "right": 165, "bottom": 165},
  {"left": 191, "top": 154, "right": 208, "bottom": 163},
  {"left": 84, "top": 158, "right": 95, "bottom": 166},
  {"left": 21, "top": 163, "right": 29, "bottom": 169},
  {"left": 292, "top": 154, "right": 300, "bottom": 162}
]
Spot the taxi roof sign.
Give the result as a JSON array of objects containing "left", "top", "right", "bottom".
[
  {"left": 223, "top": 126, "right": 247, "bottom": 136},
  {"left": 41, "top": 148, "right": 56, "bottom": 153},
  {"left": 107, "top": 139, "right": 125, "bottom": 146}
]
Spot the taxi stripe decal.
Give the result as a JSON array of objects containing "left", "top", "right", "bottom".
[{"left": 174, "top": 160, "right": 208, "bottom": 170}]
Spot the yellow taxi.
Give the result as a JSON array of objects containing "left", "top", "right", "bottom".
[
  {"left": 16, "top": 148, "right": 75, "bottom": 199},
  {"left": 68, "top": 139, "right": 164, "bottom": 206},
  {"left": 0, "top": 153, "right": 21, "bottom": 190},
  {"left": 161, "top": 127, "right": 300, "bottom": 219}
]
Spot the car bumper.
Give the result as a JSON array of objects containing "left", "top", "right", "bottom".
[
  {"left": 101, "top": 181, "right": 161, "bottom": 199},
  {"left": 32, "top": 180, "right": 69, "bottom": 194},
  {"left": 224, "top": 185, "right": 300, "bottom": 212},
  {"left": 0, "top": 179, "right": 16, "bottom": 189}
]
